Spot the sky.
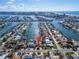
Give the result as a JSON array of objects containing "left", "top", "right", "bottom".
[{"left": 0, "top": 0, "right": 79, "bottom": 11}]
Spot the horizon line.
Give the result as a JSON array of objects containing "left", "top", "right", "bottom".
[{"left": 0, "top": 10, "right": 79, "bottom": 12}]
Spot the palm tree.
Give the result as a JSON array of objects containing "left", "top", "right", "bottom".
[{"left": 32, "top": 52, "right": 36, "bottom": 59}]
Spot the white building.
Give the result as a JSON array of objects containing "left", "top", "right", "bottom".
[{"left": 53, "top": 56, "right": 60, "bottom": 59}]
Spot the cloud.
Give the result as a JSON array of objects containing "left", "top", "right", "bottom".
[
  {"left": 1, "top": 0, "right": 25, "bottom": 11},
  {"left": 0, "top": 0, "right": 46, "bottom": 11},
  {"left": 9, "top": 0, "right": 15, "bottom": 2},
  {"left": 0, "top": 2, "right": 26, "bottom": 11},
  {"left": 7, "top": 1, "right": 13, "bottom": 4},
  {"left": 7, "top": 0, "right": 15, "bottom": 5}
]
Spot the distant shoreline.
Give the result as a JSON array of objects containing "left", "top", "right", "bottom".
[{"left": 66, "top": 14, "right": 79, "bottom": 17}]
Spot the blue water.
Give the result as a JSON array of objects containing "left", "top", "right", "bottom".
[
  {"left": 27, "top": 22, "right": 39, "bottom": 40},
  {"left": 0, "top": 22, "right": 18, "bottom": 37},
  {"left": 52, "top": 20, "right": 79, "bottom": 40},
  {"left": 0, "top": 15, "right": 26, "bottom": 21},
  {"left": 0, "top": 12, "right": 79, "bottom": 41},
  {"left": 23, "top": 55, "right": 33, "bottom": 59},
  {"left": 61, "top": 11, "right": 79, "bottom": 15}
]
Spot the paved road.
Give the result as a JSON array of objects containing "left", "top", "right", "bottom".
[{"left": 44, "top": 23, "right": 67, "bottom": 59}]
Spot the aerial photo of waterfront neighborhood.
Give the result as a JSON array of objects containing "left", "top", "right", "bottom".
[{"left": 0, "top": 0, "right": 79, "bottom": 59}]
